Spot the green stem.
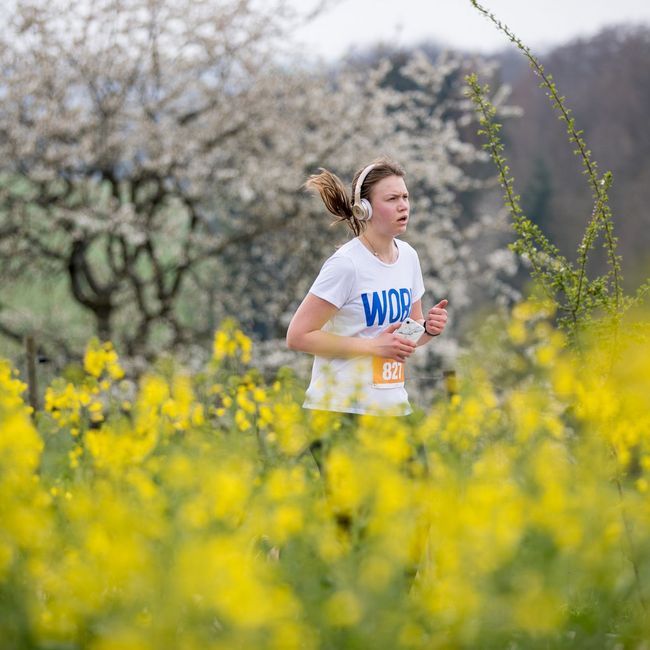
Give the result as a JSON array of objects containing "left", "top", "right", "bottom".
[
  {"left": 465, "top": 75, "right": 555, "bottom": 304},
  {"left": 469, "top": 0, "right": 623, "bottom": 314}
]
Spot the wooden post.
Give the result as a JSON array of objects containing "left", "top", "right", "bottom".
[
  {"left": 443, "top": 369, "right": 458, "bottom": 400},
  {"left": 25, "top": 335, "right": 39, "bottom": 413}
]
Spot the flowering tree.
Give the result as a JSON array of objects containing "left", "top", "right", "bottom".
[{"left": 0, "top": 0, "right": 517, "bottom": 376}]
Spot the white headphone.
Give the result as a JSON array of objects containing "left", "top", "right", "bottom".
[{"left": 352, "top": 163, "right": 375, "bottom": 221}]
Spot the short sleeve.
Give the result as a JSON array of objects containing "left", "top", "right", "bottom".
[
  {"left": 309, "top": 254, "right": 356, "bottom": 309},
  {"left": 412, "top": 249, "right": 425, "bottom": 302}
]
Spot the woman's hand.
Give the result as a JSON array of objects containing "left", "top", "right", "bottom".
[
  {"left": 425, "top": 299, "right": 448, "bottom": 336},
  {"left": 371, "top": 322, "right": 418, "bottom": 362}
]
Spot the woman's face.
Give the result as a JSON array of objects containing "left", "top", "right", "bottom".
[{"left": 368, "top": 175, "right": 409, "bottom": 236}]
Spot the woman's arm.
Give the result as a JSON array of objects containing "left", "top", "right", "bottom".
[{"left": 286, "top": 293, "right": 417, "bottom": 362}]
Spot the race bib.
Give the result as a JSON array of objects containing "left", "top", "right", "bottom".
[{"left": 372, "top": 356, "right": 405, "bottom": 389}]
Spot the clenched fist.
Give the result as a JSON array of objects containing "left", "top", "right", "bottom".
[{"left": 425, "top": 299, "right": 448, "bottom": 336}]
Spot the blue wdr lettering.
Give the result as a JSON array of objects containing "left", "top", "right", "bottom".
[{"left": 362, "top": 288, "right": 412, "bottom": 326}]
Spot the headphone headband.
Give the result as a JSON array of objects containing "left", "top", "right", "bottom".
[{"left": 353, "top": 163, "right": 376, "bottom": 208}]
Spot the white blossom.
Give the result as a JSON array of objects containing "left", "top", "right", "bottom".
[{"left": 0, "top": 0, "right": 520, "bottom": 386}]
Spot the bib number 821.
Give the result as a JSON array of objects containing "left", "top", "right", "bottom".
[
  {"left": 372, "top": 356, "right": 405, "bottom": 388},
  {"left": 382, "top": 361, "right": 403, "bottom": 382}
]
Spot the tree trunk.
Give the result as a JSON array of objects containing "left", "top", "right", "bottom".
[{"left": 95, "top": 304, "right": 113, "bottom": 342}]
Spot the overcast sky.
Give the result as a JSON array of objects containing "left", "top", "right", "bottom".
[{"left": 291, "top": 0, "right": 650, "bottom": 59}]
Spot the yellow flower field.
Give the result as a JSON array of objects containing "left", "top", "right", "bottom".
[{"left": 1, "top": 303, "right": 649, "bottom": 649}]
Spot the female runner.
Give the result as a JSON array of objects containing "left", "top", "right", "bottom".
[{"left": 286, "top": 157, "right": 448, "bottom": 416}]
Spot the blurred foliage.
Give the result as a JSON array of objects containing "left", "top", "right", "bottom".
[{"left": 1, "top": 300, "right": 650, "bottom": 648}]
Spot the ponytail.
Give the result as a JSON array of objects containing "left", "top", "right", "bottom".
[
  {"left": 304, "top": 158, "right": 405, "bottom": 237},
  {"left": 304, "top": 169, "right": 365, "bottom": 237}
]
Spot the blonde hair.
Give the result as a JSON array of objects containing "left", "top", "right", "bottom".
[{"left": 304, "top": 157, "right": 405, "bottom": 236}]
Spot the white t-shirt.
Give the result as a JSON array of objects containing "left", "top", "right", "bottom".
[{"left": 303, "top": 237, "right": 425, "bottom": 416}]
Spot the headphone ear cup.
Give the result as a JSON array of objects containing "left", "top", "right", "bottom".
[
  {"left": 361, "top": 198, "right": 372, "bottom": 220},
  {"left": 352, "top": 198, "right": 372, "bottom": 221}
]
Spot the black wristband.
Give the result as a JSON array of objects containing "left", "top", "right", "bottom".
[{"left": 423, "top": 322, "right": 437, "bottom": 337}]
